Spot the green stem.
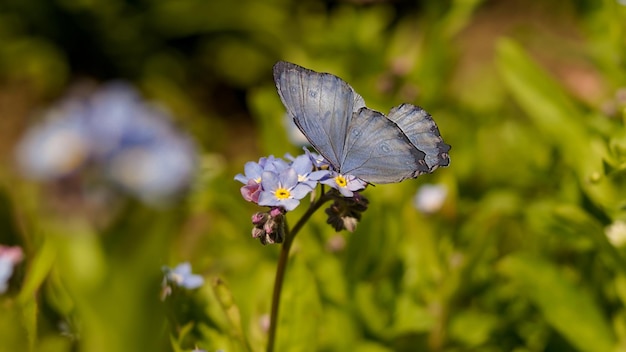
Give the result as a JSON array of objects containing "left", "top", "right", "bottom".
[{"left": 266, "top": 193, "right": 332, "bottom": 352}]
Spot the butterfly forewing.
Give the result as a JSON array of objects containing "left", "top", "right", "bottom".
[
  {"left": 340, "top": 108, "right": 429, "bottom": 184},
  {"left": 274, "top": 62, "right": 358, "bottom": 170},
  {"left": 387, "top": 104, "right": 451, "bottom": 171}
]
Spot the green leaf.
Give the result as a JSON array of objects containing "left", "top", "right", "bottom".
[
  {"left": 449, "top": 309, "right": 498, "bottom": 347},
  {"left": 498, "top": 253, "right": 616, "bottom": 352},
  {"left": 18, "top": 238, "right": 56, "bottom": 305},
  {"left": 496, "top": 38, "right": 585, "bottom": 149},
  {"left": 275, "top": 255, "right": 321, "bottom": 352}
]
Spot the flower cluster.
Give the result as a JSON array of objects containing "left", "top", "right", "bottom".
[
  {"left": 236, "top": 150, "right": 370, "bottom": 243},
  {"left": 16, "top": 81, "right": 197, "bottom": 205},
  {"left": 251, "top": 207, "right": 286, "bottom": 245},
  {"left": 325, "top": 192, "right": 369, "bottom": 232},
  {"left": 0, "top": 245, "right": 23, "bottom": 294}
]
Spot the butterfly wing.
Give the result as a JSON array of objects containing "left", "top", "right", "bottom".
[
  {"left": 387, "top": 104, "right": 450, "bottom": 171},
  {"left": 273, "top": 61, "right": 365, "bottom": 169},
  {"left": 340, "top": 107, "right": 429, "bottom": 184}
]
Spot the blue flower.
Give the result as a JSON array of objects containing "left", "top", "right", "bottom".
[
  {"left": 320, "top": 171, "right": 367, "bottom": 197},
  {"left": 235, "top": 161, "right": 265, "bottom": 185},
  {"left": 234, "top": 156, "right": 290, "bottom": 185},
  {"left": 258, "top": 168, "right": 312, "bottom": 211},
  {"left": 0, "top": 245, "right": 23, "bottom": 294},
  {"left": 16, "top": 81, "right": 197, "bottom": 205},
  {"left": 235, "top": 156, "right": 294, "bottom": 204},
  {"left": 289, "top": 154, "right": 328, "bottom": 189},
  {"left": 164, "top": 262, "right": 204, "bottom": 290}
]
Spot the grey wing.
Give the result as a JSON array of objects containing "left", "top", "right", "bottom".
[
  {"left": 340, "top": 107, "right": 429, "bottom": 184},
  {"left": 273, "top": 61, "right": 364, "bottom": 169},
  {"left": 387, "top": 104, "right": 450, "bottom": 171}
]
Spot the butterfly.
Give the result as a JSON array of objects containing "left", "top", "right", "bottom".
[{"left": 273, "top": 61, "right": 450, "bottom": 184}]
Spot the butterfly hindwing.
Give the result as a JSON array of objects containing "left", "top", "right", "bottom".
[
  {"left": 387, "top": 104, "right": 451, "bottom": 171},
  {"left": 340, "top": 107, "right": 428, "bottom": 184}
]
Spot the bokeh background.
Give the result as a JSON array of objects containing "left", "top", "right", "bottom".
[{"left": 2, "top": 0, "right": 626, "bottom": 351}]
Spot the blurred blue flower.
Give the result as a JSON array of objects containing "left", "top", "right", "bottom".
[
  {"left": 413, "top": 184, "right": 447, "bottom": 214},
  {"left": 258, "top": 168, "right": 311, "bottom": 211},
  {"left": 320, "top": 171, "right": 367, "bottom": 197},
  {"left": 16, "top": 81, "right": 197, "bottom": 205},
  {"left": 163, "top": 262, "right": 204, "bottom": 290},
  {"left": 0, "top": 245, "right": 23, "bottom": 294}
]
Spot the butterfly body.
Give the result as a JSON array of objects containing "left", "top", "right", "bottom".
[{"left": 273, "top": 61, "right": 450, "bottom": 184}]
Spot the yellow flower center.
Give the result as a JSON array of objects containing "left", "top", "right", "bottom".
[
  {"left": 275, "top": 188, "right": 291, "bottom": 199},
  {"left": 297, "top": 174, "right": 307, "bottom": 182},
  {"left": 254, "top": 177, "right": 262, "bottom": 183},
  {"left": 335, "top": 175, "right": 347, "bottom": 188}
]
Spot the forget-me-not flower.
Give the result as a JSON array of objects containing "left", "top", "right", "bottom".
[
  {"left": 258, "top": 168, "right": 311, "bottom": 211},
  {"left": 289, "top": 154, "right": 328, "bottom": 189},
  {"left": 320, "top": 171, "right": 367, "bottom": 197}
]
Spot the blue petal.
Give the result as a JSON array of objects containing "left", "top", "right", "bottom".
[
  {"left": 258, "top": 190, "right": 280, "bottom": 207},
  {"left": 291, "top": 155, "right": 313, "bottom": 174},
  {"left": 290, "top": 183, "right": 313, "bottom": 200},
  {"left": 278, "top": 168, "right": 298, "bottom": 189},
  {"left": 280, "top": 198, "right": 300, "bottom": 211},
  {"left": 172, "top": 262, "right": 192, "bottom": 275},
  {"left": 260, "top": 171, "right": 280, "bottom": 191},
  {"left": 244, "top": 161, "right": 263, "bottom": 180},
  {"left": 181, "top": 274, "right": 204, "bottom": 289}
]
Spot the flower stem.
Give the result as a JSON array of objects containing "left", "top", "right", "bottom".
[{"left": 266, "top": 193, "right": 332, "bottom": 352}]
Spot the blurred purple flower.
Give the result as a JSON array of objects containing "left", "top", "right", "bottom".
[
  {"left": 0, "top": 245, "right": 23, "bottom": 294},
  {"left": 258, "top": 168, "right": 311, "bottom": 211},
  {"left": 320, "top": 171, "right": 367, "bottom": 197},
  {"left": 16, "top": 81, "right": 197, "bottom": 205}
]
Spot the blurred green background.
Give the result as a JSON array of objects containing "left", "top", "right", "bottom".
[{"left": 2, "top": 0, "right": 626, "bottom": 351}]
